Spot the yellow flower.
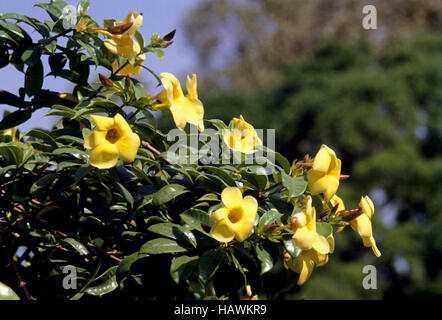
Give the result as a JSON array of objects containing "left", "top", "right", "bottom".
[
  {"left": 351, "top": 196, "right": 381, "bottom": 257},
  {"left": 284, "top": 250, "right": 328, "bottom": 286},
  {"left": 84, "top": 113, "right": 140, "bottom": 169},
  {"left": 97, "top": 11, "right": 145, "bottom": 76},
  {"left": 284, "top": 196, "right": 332, "bottom": 285},
  {"left": 307, "top": 144, "right": 341, "bottom": 202},
  {"left": 3, "top": 127, "right": 18, "bottom": 142},
  {"left": 209, "top": 187, "right": 257, "bottom": 242},
  {"left": 223, "top": 115, "right": 262, "bottom": 154},
  {"left": 155, "top": 72, "right": 205, "bottom": 132}
]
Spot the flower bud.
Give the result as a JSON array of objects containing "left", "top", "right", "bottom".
[
  {"left": 291, "top": 213, "right": 307, "bottom": 228},
  {"left": 99, "top": 73, "right": 114, "bottom": 87},
  {"left": 106, "top": 21, "right": 133, "bottom": 35}
]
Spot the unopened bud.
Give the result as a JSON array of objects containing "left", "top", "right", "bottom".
[
  {"left": 291, "top": 213, "right": 307, "bottom": 228},
  {"left": 125, "top": 75, "right": 131, "bottom": 88},
  {"left": 163, "top": 29, "right": 176, "bottom": 41},
  {"left": 106, "top": 21, "right": 133, "bottom": 34},
  {"left": 340, "top": 208, "right": 362, "bottom": 221},
  {"left": 99, "top": 73, "right": 114, "bottom": 87},
  {"left": 340, "top": 174, "right": 351, "bottom": 181}
]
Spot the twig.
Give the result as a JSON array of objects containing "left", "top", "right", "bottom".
[{"left": 0, "top": 234, "right": 32, "bottom": 300}]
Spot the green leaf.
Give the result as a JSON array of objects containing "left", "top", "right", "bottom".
[
  {"left": 258, "top": 210, "right": 283, "bottom": 232},
  {"left": 85, "top": 266, "right": 118, "bottom": 296},
  {"left": 206, "top": 119, "right": 228, "bottom": 131},
  {"left": 140, "top": 238, "right": 188, "bottom": 254},
  {"left": 198, "top": 248, "right": 225, "bottom": 283},
  {"left": 241, "top": 166, "right": 268, "bottom": 191},
  {"left": 26, "top": 129, "right": 58, "bottom": 148},
  {"left": 180, "top": 208, "right": 213, "bottom": 235},
  {"left": 200, "top": 166, "right": 236, "bottom": 186},
  {"left": 152, "top": 184, "right": 188, "bottom": 206},
  {"left": 21, "top": 48, "right": 41, "bottom": 66},
  {"left": 77, "top": 0, "right": 90, "bottom": 16},
  {"left": 0, "top": 110, "right": 32, "bottom": 130},
  {"left": 113, "top": 181, "right": 134, "bottom": 208},
  {"left": 0, "top": 90, "right": 23, "bottom": 107},
  {"left": 0, "top": 143, "right": 23, "bottom": 166},
  {"left": 170, "top": 255, "right": 199, "bottom": 284},
  {"left": 24, "top": 60, "right": 43, "bottom": 97},
  {"left": 284, "top": 240, "right": 302, "bottom": 259},
  {"left": 118, "top": 252, "right": 149, "bottom": 274},
  {"left": 281, "top": 172, "right": 307, "bottom": 198},
  {"left": 255, "top": 244, "right": 273, "bottom": 275},
  {"left": 35, "top": 0, "right": 68, "bottom": 22},
  {"left": 30, "top": 173, "right": 57, "bottom": 194},
  {"left": 62, "top": 238, "right": 89, "bottom": 255},
  {"left": 0, "top": 282, "right": 20, "bottom": 300},
  {"left": 316, "top": 222, "right": 333, "bottom": 239},
  {"left": 148, "top": 223, "right": 197, "bottom": 248}
]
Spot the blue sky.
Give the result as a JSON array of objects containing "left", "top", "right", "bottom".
[{"left": 1, "top": 0, "right": 203, "bottom": 131}]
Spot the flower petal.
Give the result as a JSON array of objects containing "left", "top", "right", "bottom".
[
  {"left": 210, "top": 219, "right": 235, "bottom": 243},
  {"left": 84, "top": 130, "right": 106, "bottom": 150},
  {"left": 312, "top": 234, "right": 330, "bottom": 255},
  {"left": 241, "top": 196, "right": 258, "bottom": 219},
  {"left": 185, "top": 74, "right": 198, "bottom": 99},
  {"left": 115, "top": 132, "right": 140, "bottom": 162},
  {"left": 312, "top": 145, "right": 332, "bottom": 173},
  {"left": 114, "top": 113, "right": 132, "bottom": 136},
  {"left": 296, "top": 252, "right": 315, "bottom": 286},
  {"left": 91, "top": 115, "right": 115, "bottom": 131},
  {"left": 210, "top": 207, "right": 228, "bottom": 222},
  {"left": 292, "top": 227, "right": 315, "bottom": 251},
  {"left": 160, "top": 72, "right": 184, "bottom": 100},
  {"left": 360, "top": 195, "right": 374, "bottom": 218},
  {"left": 351, "top": 214, "right": 373, "bottom": 238},
  {"left": 221, "top": 187, "right": 243, "bottom": 209},
  {"left": 89, "top": 141, "right": 119, "bottom": 169},
  {"left": 231, "top": 218, "right": 255, "bottom": 242},
  {"left": 169, "top": 102, "right": 187, "bottom": 130}
]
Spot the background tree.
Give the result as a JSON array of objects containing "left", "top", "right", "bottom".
[{"left": 183, "top": 0, "right": 442, "bottom": 299}]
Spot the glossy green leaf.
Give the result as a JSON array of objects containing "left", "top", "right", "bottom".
[
  {"left": 24, "top": 60, "right": 43, "bottom": 97},
  {"left": 258, "top": 210, "right": 283, "bottom": 232},
  {"left": 140, "top": 238, "right": 188, "bottom": 254},
  {"left": 281, "top": 172, "right": 307, "bottom": 198},
  {"left": 198, "top": 248, "right": 225, "bottom": 283},
  {"left": 316, "top": 222, "right": 333, "bottom": 239},
  {"left": 284, "top": 240, "right": 302, "bottom": 259},
  {"left": 152, "top": 184, "right": 188, "bottom": 206},
  {"left": 170, "top": 255, "right": 199, "bottom": 284},
  {"left": 62, "top": 238, "right": 89, "bottom": 255},
  {"left": 255, "top": 244, "right": 273, "bottom": 275},
  {"left": 0, "top": 282, "right": 20, "bottom": 300},
  {"left": 148, "top": 223, "right": 197, "bottom": 248},
  {"left": 0, "top": 110, "right": 32, "bottom": 130},
  {"left": 85, "top": 266, "right": 118, "bottom": 296}
]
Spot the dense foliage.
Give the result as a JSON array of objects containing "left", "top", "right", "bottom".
[{"left": 0, "top": 1, "right": 384, "bottom": 300}]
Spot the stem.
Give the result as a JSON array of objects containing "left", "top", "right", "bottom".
[{"left": 0, "top": 234, "right": 32, "bottom": 300}]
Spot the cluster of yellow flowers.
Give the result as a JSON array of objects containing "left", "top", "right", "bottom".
[{"left": 77, "top": 11, "right": 381, "bottom": 287}]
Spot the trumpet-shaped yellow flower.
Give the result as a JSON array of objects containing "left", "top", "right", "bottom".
[
  {"left": 84, "top": 114, "right": 140, "bottom": 169},
  {"left": 3, "top": 127, "right": 18, "bottom": 142},
  {"left": 307, "top": 144, "right": 341, "bottom": 202},
  {"left": 210, "top": 187, "right": 257, "bottom": 242},
  {"left": 155, "top": 72, "right": 205, "bottom": 132},
  {"left": 351, "top": 196, "right": 381, "bottom": 257},
  {"left": 284, "top": 196, "right": 332, "bottom": 285},
  {"left": 97, "top": 11, "right": 145, "bottom": 75},
  {"left": 223, "top": 115, "right": 262, "bottom": 154}
]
